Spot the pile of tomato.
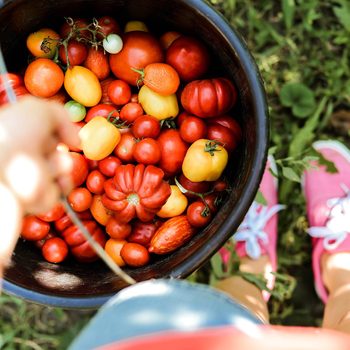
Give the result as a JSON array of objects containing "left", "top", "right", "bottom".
[{"left": 3, "top": 17, "right": 242, "bottom": 268}]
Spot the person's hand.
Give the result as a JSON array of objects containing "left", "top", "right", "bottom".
[{"left": 0, "top": 96, "right": 79, "bottom": 279}]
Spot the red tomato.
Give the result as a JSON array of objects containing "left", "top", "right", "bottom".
[
  {"left": 85, "top": 103, "right": 119, "bottom": 123},
  {"left": 207, "top": 123, "right": 237, "bottom": 152},
  {"left": 84, "top": 47, "right": 110, "bottom": 80},
  {"left": 130, "top": 93, "right": 139, "bottom": 103},
  {"left": 42, "top": 237, "right": 69, "bottom": 263},
  {"left": 59, "top": 40, "right": 88, "bottom": 66},
  {"left": 100, "top": 77, "right": 114, "bottom": 103},
  {"left": 107, "top": 80, "right": 131, "bottom": 105},
  {"left": 106, "top": 217, "right": 131, "bottom": 239},
  {"left": 68, "top": 187, "right": 93, "bottom": 212},
  {"left": 178, "top": 173, "right": 211, "bottom": 198},
  {"left": 60, "top": 18, "right": 90, "bottom": 39},
  {"left": 98, "top": 156, "right": 121, "bottom": 177},
  {"left": 21, "top": 215, "right": 50, "bottom": 241},
  {"left": 166, "top": 36, "right": 210, "bottom": 81},
  {"left": 209, "top": 115, "right": 242, "bottom": 144},
  {"left": 67, "top": 121, "right": 85, "bottom": 152},
  {"left": 109, "top": 31, "right": 164, "bottom": 85},
  {"left": 0, "top": 73, "right": 23, "bottom": 94},
  {"left": 70, "top": 152, "right": 89, "bottom": 187},
  {"left": 133, "top": 138, "right": 161, "bottom": 165},
  {"left": 54, "top": 210, "right": 92, "bottom": 232},
  {"left": 113, "top": 132, "right": 136, "bottom": 162},
  {"left": 131, "top": 115, "right": 160, "bottom": 139},
  {"left": 181, "top": 78, "right": 237, "bottom": 118},
  {"left": 203, "top": 193, "right": 220, "bottom": 214},
  {"left": 128, "top": 220, "right": 161, "bottom": 247},
  {"left": 186, "top": 201, "right": 212, "bottom": 228},
  {"left": 86, "top": 158, "right": 99, "bottom": 170},
  {"left": 176, "top": 111, "right": 192, "bottom": 127},
  {"left": 160, "top": 31, "right": 181, "bottom": 50},
  {"left": 157, "top": 129, "right": 188, "bottom": 177},
  {"left": 119, "top": 102, "right": 143, "bottom": 123},
  {"left": 97, "top": 16, "right": 120, "bottom": 38},
  {"left": 86, "top": 170, "right": 106, "bottom": 194},
  {"left": 212, "top": 178, "right": 228, "bottom": 193},
  {"left": 0, "top": 86, "right": 29, "bottom": 105},
  {"left": 24, "top": 58, "right": 64, "bottom": 98},
  {"left": 34, "top": 231, "right": 56, "bottom": 249},
  {"left": 37, "top": 203, "right": 65, "bottom": 222},
  {"left": 179, "top": 116, "right": 207, "bottom": 143},
  {"left": 120, "top": 242, "right": 150, "bottom": 267}
]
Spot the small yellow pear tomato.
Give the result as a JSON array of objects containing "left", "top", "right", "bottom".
[{"left": 157, "top": 185, "right": 188, "bottom": 218}]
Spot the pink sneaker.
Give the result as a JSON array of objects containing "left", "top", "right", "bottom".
[
  {"left": 220, "top": 155, "right": 285, "bottom": 301},
  {"left": 303, "top": 140, "right": 350, "bottom": 303}
]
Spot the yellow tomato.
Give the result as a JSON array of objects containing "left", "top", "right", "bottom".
[
  {"left": 26, "top": 28, "right": 60, "bottom": 58},
  {"left": 64, "top": 66, "right": 102, "bottom": 107},
  {"left": 90, "top": 195, "right": 113, "bottom": 226},
  {"left": 124, "top": 21, "right": 148, "bottom": 32},
  {"left": 105, "top": 238, "right": 127, "bottom": 266},
  {"left": 182, "top": 139, "right": 228, "bottom": 182},
  {"left": 157, "top": 185, "right": 188, "bottom": 218},
  {"left": 79, "top": 116, "right": 121, "bottom": 160},
  {"left": 138, "top": 85, "right": 179, "bottom": 120}
]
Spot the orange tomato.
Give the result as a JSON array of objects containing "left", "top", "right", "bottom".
[
  {"left": 26, "top": 28, "right": 60, "bottom": 58},
  {"left": 24, "top": 58, "right": 64, "bottom": 98},
  {"left": 64, "top": 66, "right": 102, "bottom": 107},
  {"left": 160, "top": 31, "right": 181, "bottom": 50},
  {"left": 104, "top": 238, "right": 127, "bottom": 266},
  {"left": 90, "top": 195, "right": 113, "bottom": 225}
]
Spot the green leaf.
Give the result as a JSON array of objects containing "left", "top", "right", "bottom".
[
  {"left": 282, "top": 0, "right": 295, "bottom": 30},
  {"left": 282, "top": 166, "right": 300, "bottom": 182},
  {"left": 255, "top": 190, "right": 267, "bottom": 206},
  {"left": 333, "top": 0, "right": 350, "bottom": 31},
  {"left": 280, "top": 82, "right": 316, "bottom": 118}
]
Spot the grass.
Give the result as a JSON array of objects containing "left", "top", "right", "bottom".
[{"left": 2, "top": 0, "right": 350, "bottom": 348}]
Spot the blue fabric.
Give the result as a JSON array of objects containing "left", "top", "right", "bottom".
[{"left": 69, "top": 279, "right": 262, "bottom": 350}]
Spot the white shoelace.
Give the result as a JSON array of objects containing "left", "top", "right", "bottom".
[
  {"left": 308, "top": 183, "right": 350, "bottom": 250},
  {"left": 233, "top": 201, "right": 285, "bottom": 260}
]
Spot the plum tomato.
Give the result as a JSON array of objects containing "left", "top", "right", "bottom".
[
  {"left": 85, "top": 103, "right": 119, "bottom": 123},
  {"left": 133, "top": 138, "right": 161, "bottom": 165},
  {"left": 166, "top": 36, "right": 210, "bottom": 81},
  {"left": 207, "top": 123, "right": 237, "bottom": 152},
  {"left": 26, "top": 28, "right": 60, "bottom": 58},
  {"left": 90, "top": 194, "right": 113, "bottom": 226},
  {"left": 131, "top": 115, "right": 160, "bottom": 138},
  {"left": 120, "top": 242, "right": 150, "bottom": 267},
  {"left": 86, "top": 170, "right": 106, "bottom": 194},
  {"left": 84, "top": 47, "right": 110, "bottom": 80},
  {"left": 98, "top": 156, "right": 121, "bottom": 177},
  {"left": 97, "top": 16, "right": 120, "bottom": 38},
  {"left": 24, "top": 58, "right": 64, "bottom": 98},
  {"left": 42, "top": 237, "right": 69, "bottom": 263},
  {"left": 179, "top": 116, "right": 207, "bottom": 143},
  {"left": 104, "top": 238, "right": 126, "bottom": 266},
  {"left": 186, "top": 200, "right": 212, "bottom": 228},
  {"left": 70, "top": 152, "right": 89, "bottom": 187},
  {"left": 113, "top": 131, "right": 136, "bottom": 163},
  {"left": 21, "top": 215, "right": 50, "bottom": 241},
  {"left": 109, "top": 31, "right": 164, "bottom": 85},
  {"left": 119, "top": 102, "right": 144, "bottom": 123},
  {"left": 178, "top": 173, "right": 211, "bottom": 198},
  {"left": 37, "top": 203, "right": 65, "bottom": 222},
  {"left": 107, "top": 80, "right": 131, "bottom": 105},
  {"left": 68, "top": 187, "right": 93, "bottom": 212},
  {"left": 59, "top": 40, "right": 88, "bottom": 66},
  {"left": 106, "top": 217, "right": 131, "bottom": 239}
]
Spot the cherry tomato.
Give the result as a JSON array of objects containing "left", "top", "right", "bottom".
[
  {"left": 68, "top": 187, "right": 93, "bottom": 212},
  {"left": 34, "top": 232, "right": 56, "bottom": 249},
  {"left": 84, "top": 47, "right": 110, "bottom": 80},
  {"left": 131, "top": 115, "right": 160, "bottom": 138},
  {"left": 105, "top": 238, "right": 126, "bottom": 266},
  {"left": 21, "top": 215, "right": 50, "bottom": 241},
  {"left": 128, "top": 220, "right": 161, "bottom": 247},
  {"left": 179, "top": 116, "right": 207, "bottom": 143},
  {"left": 24, "top": 58, "right": 64, "bottom": 98},
  {"left": 59, "top": 40, "right": 88, "bottom": 66},
  {"left": 60, "top": 18, "right": 90, "bottom": 39},
  {"left": 37, "top": 203, "right": 65, "bottom": 222},
  {"left": 85, "top": 103, "right": 119, "bottom": 123},
  {"left": 103, "top": 34, "right": 123, "bottom": 54},
  {"left": 133, "top": 138, "right": 161, "bottom": 165},
  {"left": 106, "top": 217, "right": 131, "bottom": 239},
  {"left": 107, "top": 80, "right": 131, "bottom": 105},
  {"left": 97, "top": 16, "right": 120, "bottom": 38},
  {"left": 212, "top": 178, "right": 228, "bottom": 192},
  {"left": 86, "top": 170, "right": 106, "bottom": 194},
  {"left": 70, "top": 152, "right": 89, "bottom": 187},
  {"left": 100, "top": 77, "right": 114, "bottom": 104},
  {"left": 98, "top": 156, "right": 121, "bottom": 177},
  {"left": 120, "top": 242, "right": 150, "bottom": 267},
  {"left": 65, "top": 121, "right": 84, "bottom": 152},
  {"left": 160, "top": 31, "right": 181, "bottom": 50},
  {"left": 157, "top": 129, "right": 188, "bottom": 177},
  {"left": 209, "top": 115, "right": 242, "bottom": 144},
  {"left": 26, "top": 28, "right": 60, "bottom": 58},
  {"left": 109, "top": 31, "right": 164, "bottom": 85},
  {"left": 186, "top": 201, "right": 212, "bottom": 228},
  {"left": 54, "top": 210, "right": 92, "bottom": 232},
  {"left": 178, "top": 173, "right": 211, "bottom": 198},
  {"left": 0, "top": 86, "right": 29, "bottom": 105},
  {"left": 119, "top": 102, "right": 143, "bottom": 123},
  {"left": 176, "top": 111, "right": 192, "bottom": 127},
  {"left": 207, "top": 123, "right": 237, "bottom": 152},
  {"left": 64, "top": 100, "right": 86, "bottom": 122},
  {"left": 203, "top": 193, "right": 220, "bottom": 214},
  {"left": 0, "top": 73, "right": 23, "bottom": 95},
  {"left": 42, "top": 237, "right": 69, "bottom": 263},
  {"left": 166, "top": 36, "right": 210, "bottom": 81},
  {"left": 113, "top": 132, "right": 136, "bottom": 163},
  {"left": 90, "top": 194, "right": 113, "bottom": 226}
]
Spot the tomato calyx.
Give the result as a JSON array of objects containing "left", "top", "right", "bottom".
[
  {"left": 127, "top": 193, "right": 140, "bottom": 205},
  {"left": 204, "top": 140, "right": 223, "bottom": 156},
  {"left": 107, "top": 112, "right": 129, "bottom": 129},
  {"left": 131, "top": 67, "right": 145, "bottom": 88},
  {"left": 200, "top": 205, "right": 211, "bottom": 217},
  {"left": 160, "top": 117, "right": 177, "bottom": 129}
]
